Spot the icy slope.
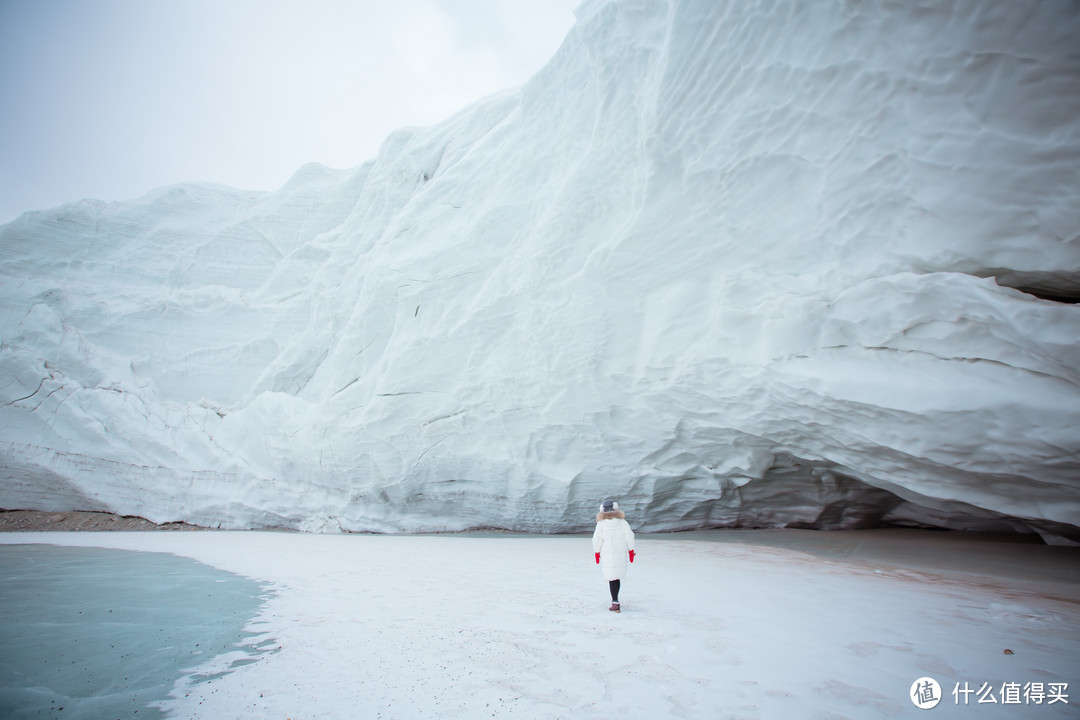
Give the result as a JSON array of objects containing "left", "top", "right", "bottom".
[{"left": 2, "top": 0, "right": 1079, "bottom": 539}]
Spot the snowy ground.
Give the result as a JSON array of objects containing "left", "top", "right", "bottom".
[{"left": 1, "top": 530, "right": 1077, "bottom": 719}]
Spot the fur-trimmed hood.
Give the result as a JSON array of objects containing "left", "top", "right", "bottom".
[{"left": 596, "top": 510, "right": 626, "bottom": 522}]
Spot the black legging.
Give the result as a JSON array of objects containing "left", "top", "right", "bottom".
[{"left": 609, "top": 579, "right": 621, "bottom": 602}]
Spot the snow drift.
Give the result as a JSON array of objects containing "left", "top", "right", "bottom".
[{"left": 1, "top": 0, "right": 1079, "bottom": 540}]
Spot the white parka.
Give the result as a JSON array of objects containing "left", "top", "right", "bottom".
[{"left": 592, "top": 510, "right": 635, "bottom": 581}]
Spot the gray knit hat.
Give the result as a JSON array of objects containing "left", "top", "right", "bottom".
[{"left": 601, "top": 499, "right": 619, "bottom": 512}]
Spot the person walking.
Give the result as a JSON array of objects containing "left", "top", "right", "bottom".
[{"left": 592, "top": 499, "right": 635, "bottom": 612}]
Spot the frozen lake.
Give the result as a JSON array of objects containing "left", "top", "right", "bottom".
[
  {"left": 0, "top": 544, "right": 271, "bottom": 719},
  {"left": 0, "top": 529, "right": 1076, "bottom": 719}
]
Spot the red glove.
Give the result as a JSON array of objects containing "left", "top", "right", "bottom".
[
  {"left": 629, "top": 550, "right": 636, "bottom": 563},
  {"left": 595, "top": 552, "right": 601, "bottom": 564}
]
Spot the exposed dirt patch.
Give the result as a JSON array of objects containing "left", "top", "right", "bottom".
[{"left": 0, "top": 509, "right": 206, "bottom": 532}]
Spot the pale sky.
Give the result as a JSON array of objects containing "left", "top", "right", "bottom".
[{"left": 0, "top": 0, "right": 579, "bottom": 223}]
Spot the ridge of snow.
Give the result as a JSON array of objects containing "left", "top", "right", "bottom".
[{"left": 1, "top": 0, "right": 1078, "bottom": 539}]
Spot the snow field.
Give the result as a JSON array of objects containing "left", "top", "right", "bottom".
[{"left": 2, "top": 531, "right": 1076, "bottom": 719}]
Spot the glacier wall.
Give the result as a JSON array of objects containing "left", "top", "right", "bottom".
[{"left": 2, "top": 0, "right": 1079, "bottom": 539}]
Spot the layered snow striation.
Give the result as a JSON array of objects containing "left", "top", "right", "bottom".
[{"left": 1, "top": 0, "right": 1078, "bottom": 540}]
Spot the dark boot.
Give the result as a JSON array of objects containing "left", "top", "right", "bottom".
[{"left": 608, "top": 602, "right": 620, "bottom": 613}]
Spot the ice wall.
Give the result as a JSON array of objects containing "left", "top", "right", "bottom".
[{"left": 2, "top": 0, "right": 1079, "bottom": 540}]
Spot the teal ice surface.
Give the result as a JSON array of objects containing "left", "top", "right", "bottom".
[{"left": 0, "top": 544, "right": 271, "bottom": 720}]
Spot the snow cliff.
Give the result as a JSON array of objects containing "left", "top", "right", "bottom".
[{"left": 2, "top": 0, "right": 1079, "bottom": 540}]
